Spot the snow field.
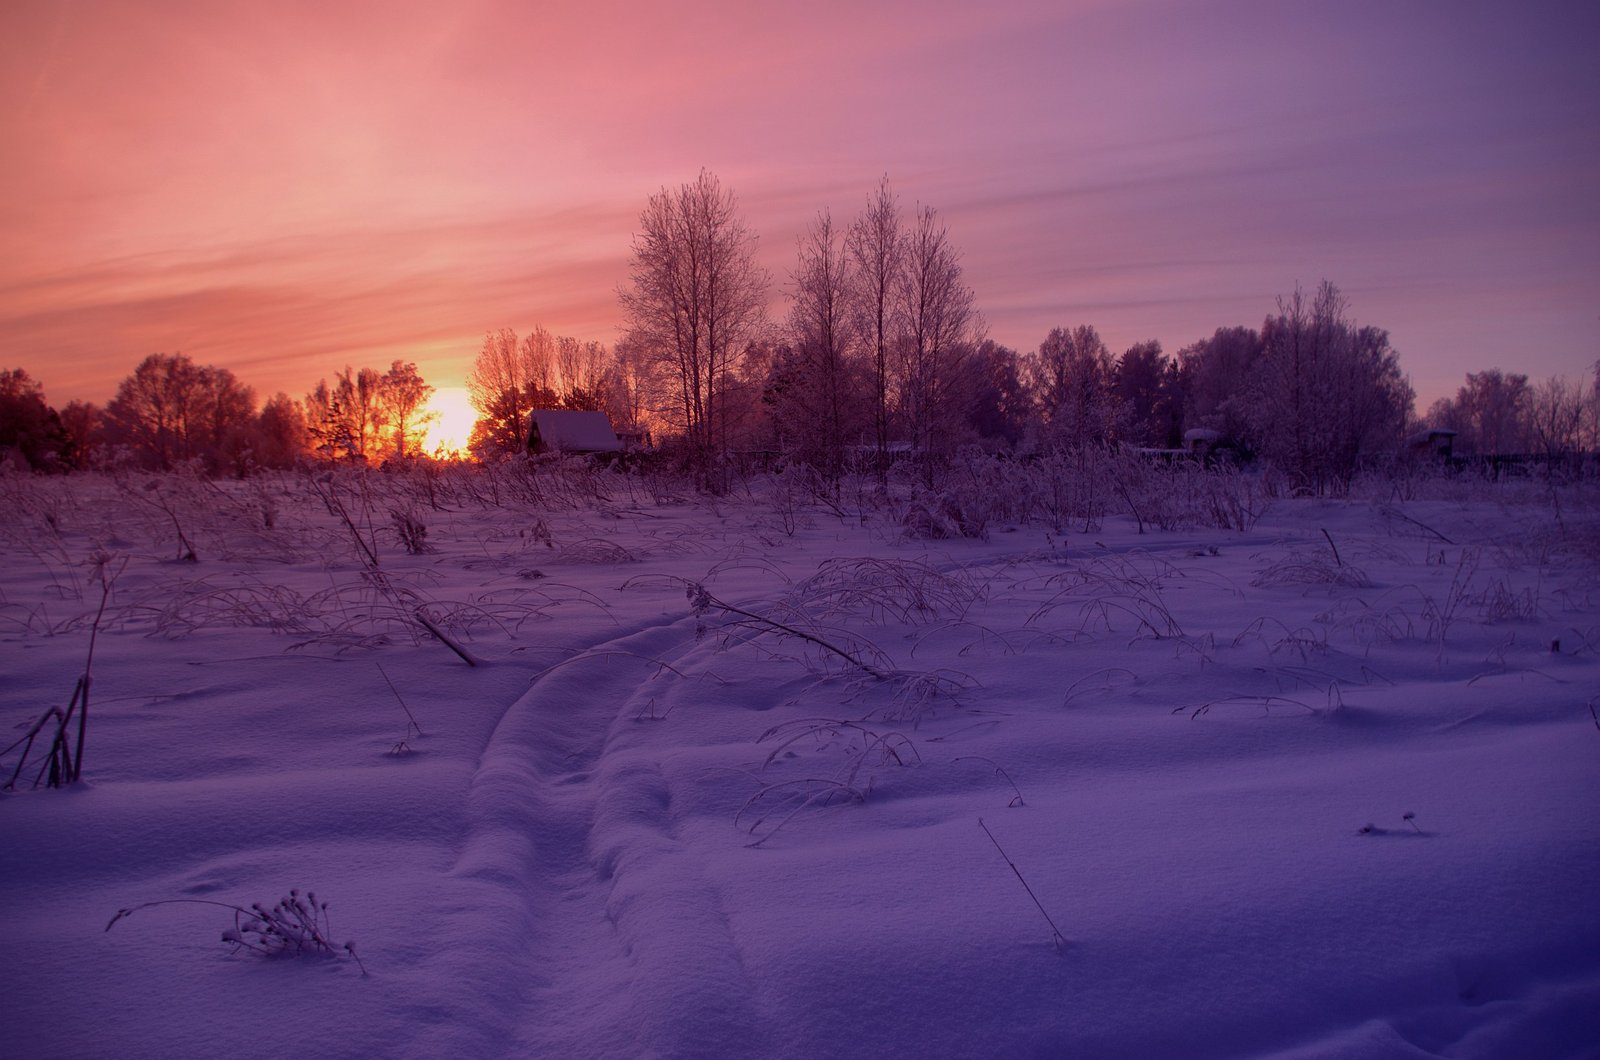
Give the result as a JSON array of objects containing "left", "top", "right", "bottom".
[{"left": 2, "top": 466, "right": 1598, "bottom": 1058}]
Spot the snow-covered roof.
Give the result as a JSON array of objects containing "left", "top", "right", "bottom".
[
  {"left": 528, "top": 410, "right": 622, "bottom": 453},
  {"left": 1407, "top": 427, "right": 1458, "bottom": 447}
]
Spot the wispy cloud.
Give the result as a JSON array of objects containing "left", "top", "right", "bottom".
[{"left": 3, "top": 0, "right": 1597, "bottom": 407}]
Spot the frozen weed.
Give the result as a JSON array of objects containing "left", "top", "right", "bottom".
[
  {"left": 306, "top": 469, "right": 381, "bottom": 570},
  {"left": 1422, "top": 549, "right": 1479, "bottom": 650},
  {"left": 1252, "top": 544, "right": 1371, "bottom": 589},
  {"left": 1059, "top": 666, "right": 1139, "bottom": 706},
  {"left": 1477, "top": 577, "right": 1538, "bottom": 623},
  {"left": 106, "top": 889, "right": 366, "bottom": 974},
  {"left": 1358, "top": 813, "right": 1429, "bottom": 838},
  {"left": 687, "top": 581, "right": 890, "bottom": 677},
  {"left": 1179, "top": 693, "right": 1320, "bottom": 719},
  {"left": 956, "top": 756, "right": 1025, "bottom": 806},
  {"left": 1232, "top": 616, "right": 1330, "bottom": 659},
  {"left": 2, "top": 553, "right": 119, "bottom": 790},
  {"left": 376, "top": 662, "right": 423, "bottom": 754},
  {"left": 736, "top": 718, "right": 920, "bottom": 845},
  {"left": 558, "top": 537, "right": 637, "bottom": 564},
  {"left": 900, "top": 489, "right": 991, "bottom": 540},
  {"left": 389, "top": 506, "right": 434, "bottom": 555},
  {"left": 790, "top": 557, "right": 982, "bottom": 624},
  {"left": 1028, "top": 554, "right": 1202, "bottom": 639},
  {"left": 876, "top": 667, "right": 977, "bottom": 723}
]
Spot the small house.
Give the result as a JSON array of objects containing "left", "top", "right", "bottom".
[
  {"left": 526, "top": 410, "right": 623, "bottom": 455},
  {"left": 1183, "top": 428, "right": 1223, "bottom": 456},
  {"left": 1406, "top": 427, "right": 1456, "bottom": 460}
]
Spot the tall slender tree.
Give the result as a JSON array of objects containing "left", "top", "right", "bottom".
[
  {"left": 896, "top": 204, "right": 980, "bottom": 475},
  {"left": 845, "top": 178, "right": 904, "bottom": 480},
  {"left": 619, "top": 170, "right": 769, "bottom": 479},
  {"left": 780, "top": 209, "right": 861, "bottom": 481}
]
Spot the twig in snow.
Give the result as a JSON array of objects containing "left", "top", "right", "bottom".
[
  {"left": 979, "top": 818, "right": 1066, "bottom": 952},
  {"left": 377, "top": 662, "right": 423, "bottom": 753},
  {"left": 688, "top": 582, "right": 886, "bottom": 678},
  {"left": 1379, "top": 505, "right": 1455, "bottom": 544},
  {"left": 956, "top": 756, "right": 1025, "bottom": 806},
  {"left": 1320, "top": 528, "right": 1342, "bottom": 567},
  {"left": 414, "top": 607, "right": 478, "bottom": 667}
]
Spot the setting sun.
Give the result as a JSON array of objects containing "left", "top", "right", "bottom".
[{"left": 422, "top": 387, "right": 478, "bottom": 457}]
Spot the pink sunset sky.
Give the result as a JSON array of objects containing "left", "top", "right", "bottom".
[{"left": 3, "top": 0, "right": 1596, "bottom": 410}]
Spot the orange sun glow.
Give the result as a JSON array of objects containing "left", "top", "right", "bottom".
[{"left": 422, "top": 387, "right": 477, "bottom": 458}]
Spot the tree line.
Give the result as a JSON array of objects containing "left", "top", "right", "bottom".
[
  {"left": 4, "top": 170, "right": 1598, "bottom": 488},
  {"left": 0, "top": 355, "right": 439, "bottom": 475}
]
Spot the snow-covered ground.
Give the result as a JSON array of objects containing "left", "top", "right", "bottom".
[{"left": 3, "top": 466, "right": 1597, "bottom": 1059}]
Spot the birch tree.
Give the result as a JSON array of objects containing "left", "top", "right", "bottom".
[
  {"left": 619, "top": 170, "right": 768, "bottom": 478},
  {"left": 845, "top": 178, "right": 904, "bottom": 480},
  {"left": 896, "top": 204, "right": 980, "bottom": 474},
  {"left": 778, "top": 209, "right": 863, "bottom": 482}
]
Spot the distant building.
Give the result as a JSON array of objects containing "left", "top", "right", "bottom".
[
  {"left": 1182, "top": 428, "right": 1223, "bottom": 456},
  {"left": 526, "top": 410, "right": 623, "bottom": 455},
  {"left": 1406, "top": 427, "right": 1456, "bottom": 460}
]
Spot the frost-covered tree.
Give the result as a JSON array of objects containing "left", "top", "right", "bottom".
[
  {"left": 554, "top": 337, "right": 609, "bottom": 411},
  {"left": 963, "top": 340, "right": 1028, "bottom": 448},
  {"left": 1025, "top": 325, "right": 1118, "bottom": 448},
  {"left": 1115, "top": 340, "right": 1180, "bottom": 448},
  {"left": 1251, "top": 282, "right": 1411, "bottom": 492},
  {"left": 775, "top": 209, "right": 865, "bottom": 481},
  {"left": 845, "top": 178, "right": 905, "bottom": 479},
  {"left": 1177, "top": 326, "right": 1263, "bottom": 447},
  {"left": 619, "top": 170, "right": 769, "bottom": 478},
  {"left": 1428, "top": 369, "right": 1532, "bottom": 456},
  {"left": 895, "top": 204, "right": 981, "bottom": 475}
]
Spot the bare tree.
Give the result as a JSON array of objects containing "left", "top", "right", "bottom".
[
  {"left": 1527, "top": 375, "right": 1585, "bottom": 461},
  {"left": 962, "top": 340, "right": 1028, "bottom": 447},
  {"left": 467, "top": 328, "right": 559, "bottom": 457},
  {"left": 1590, "top": 359, "right": 1600, "bottom": 452},
  {"left": 377, "top": 361, "right": 435, "bottom": 460},
  {"left": 896, "top": 204, "right": 981, "bottom": 475},
  {"left": 335, "top": 366, "right": 385, "bottom": 462},
  {"left": 604, "top": 334, "right": 655, "bottom": 438},
  {"left": 105, "top": 353, "right": 200, "bottom": 469},
  {"left": 555, "top": 336, "right": 609, "bottom": 411},
  {"left": 57, "top": 399, "right": 101, "bottom": 468},
  {"left": 845, "top": 178, "right": 904, "bottom": 480},
  {"left": 778, "top": 209, "right": 863, "bottom": 482},
  {"left": 619, "top": 170, "right": 769, "bottom": 479}
]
